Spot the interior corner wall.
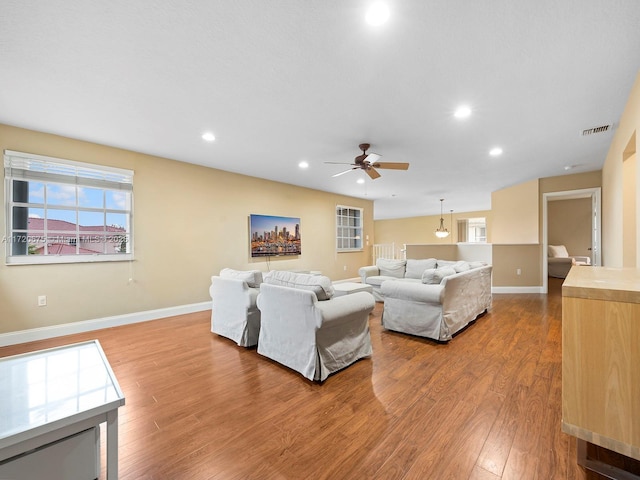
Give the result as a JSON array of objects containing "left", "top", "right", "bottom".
[
  {"left": 602, "top": 72, "right": 640, "bottom": 267},
  {"left": 0, "top": 124, "right": 373, "bottom": 335}
]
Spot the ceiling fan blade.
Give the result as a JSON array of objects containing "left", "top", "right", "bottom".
[
  {"left": 325, "top": 161, "right": 355, "bottom": 165},
  {"left": 372, "top": 162, "right": 410, "bottom": 170},
  {"left": 365, "top": 167, "right": 381, "bottom": 180},
  {"left": 332, "top": 168, "right": 357, "bottom": 177},
  {"left": 365, "top": 153, "right": 381, "bottom": 163}
]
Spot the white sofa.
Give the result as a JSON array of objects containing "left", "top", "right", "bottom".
[
  {"left": 381, "top": 263, "right": 493, "bottom": 342},
  {"left": 256, "top": 271, "right": 375, "bottom": 382},
  {"left": 209, "top": 268, "right": 263, "bottom": 347},
  {"left": 359, "top": 258, "right": 439, "bottom": 301}
]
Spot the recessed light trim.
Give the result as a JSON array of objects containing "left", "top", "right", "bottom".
[
  {"left": 366, "top": 2, "right": 390, "bottom": 26},
  {"left": 298, "top": 161, "right": 309, "bottom": 169},
  {"left": 489, "top": 147, "right": 503, "bottom": 157},
  {"left": 357, "top": 178, "right": 365, "bottom": 184},
  {"left": 201, "top": 132, "right": 216, "bottom": 142},
  {"left": 454, "top": 105, "right": 471, "bottom": 119}
]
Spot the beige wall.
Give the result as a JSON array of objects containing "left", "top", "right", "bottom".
[
  {"left": 492, "top": 245, "right": 541, "bottom": 287},
  {"left": 603, "top": 72, "right": 640, "bottom": 267},
  {"left": 548, "top": 198, "right": 593, "bottom": 258},
  {"left": 0, "top": 124, "right": 373, "bottom": 334},
  {"left": 405, "top": 244, "right": 457, "bottom": 260},
  {"left": 488, "top": 171, "right": 602, "bottom": 287},
  {"left": 374, "top": 210, "right": 491, "bottom": 249},
  {"left": 490, "top": 179, "right": 539, "bottom": 244}
]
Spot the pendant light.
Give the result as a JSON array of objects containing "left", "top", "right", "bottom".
[{"left": 434, "top": 198, "right": 450, "bottom": 238}]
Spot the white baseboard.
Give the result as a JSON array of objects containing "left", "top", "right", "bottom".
[
  {"left": 492, "top": 286, "right": 544, "bottom": 294},
  {"left": 0, "top": 301, "right": 212, "bottom": 348}
]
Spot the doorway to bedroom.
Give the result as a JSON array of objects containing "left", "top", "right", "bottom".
[{"left": 542, "top": 187, "right": 602, "bottom": 294}]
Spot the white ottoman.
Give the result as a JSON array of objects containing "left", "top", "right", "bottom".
[{"left": 332, "top": 282, "right": 374, "bottom": 297}]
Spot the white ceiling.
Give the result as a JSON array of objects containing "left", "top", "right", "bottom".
[{"left": 1, "top": 1, "right": 639, "bottom": 219}]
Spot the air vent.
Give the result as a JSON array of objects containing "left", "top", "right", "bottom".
[{"left": 581, "top": 124, "right": 613, "bottom": 136}]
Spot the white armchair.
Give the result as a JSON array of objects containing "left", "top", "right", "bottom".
[
  {"left": 548, "top": 245, "right": 591, "bottom": 278},
  {"left": 209, "top": 269, "right": 263, "bottom": 346},
  {"left": 256, "top": 271, "right": 375, "bottom": 381}
]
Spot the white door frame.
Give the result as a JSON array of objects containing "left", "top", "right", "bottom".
[{"left": 542, "top": 187, "right": 602, "bottom": 294}]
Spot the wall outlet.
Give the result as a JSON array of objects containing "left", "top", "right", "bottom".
[
  {"left": 516, "top": 268, "right": 522, "bottom": 276},
  {"left": 37, "top": 295, "right": 47, "bottom": 307},
  {"left": 343, "top": 265, "right": 347, "bottom": 271}
]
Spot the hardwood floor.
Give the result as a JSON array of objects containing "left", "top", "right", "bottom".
[{"left": 1, "top": 278, "right": 606, "bottom": 479}]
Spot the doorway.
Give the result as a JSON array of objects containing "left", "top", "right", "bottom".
[{"left": 542, "top": 187, "right": 602, "bottom": 294}]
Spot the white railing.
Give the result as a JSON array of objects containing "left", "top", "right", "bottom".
[{"left": 373, "top": 243, "right": 396, "bottom": 263}]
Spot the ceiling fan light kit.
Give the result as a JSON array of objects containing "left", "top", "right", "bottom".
[
  {"left": 435, "top": 198, "right": 450, "bottom": 238},
  {"left": 326, "top": 143, "right": 410, "bottom": 180}
]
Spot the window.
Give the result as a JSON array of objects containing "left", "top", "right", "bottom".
[
  {"left": 457, "top": 217, "right": 487, "bottom": 243},
  {"left": 4, "top": 150, "right": 133, "bottom": 265},
  {"left": 336, "top": 205, "right": 363, "bottom": 251}
]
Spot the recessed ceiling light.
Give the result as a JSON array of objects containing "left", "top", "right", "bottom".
[
  {"left": 201, "top": 132, "right": 216, "bottom": 142},
  {"left": 454, "top": 106, "right": 471, "bottom": 119},
  {"left": 298, "top": 161, "right": 309, "bottom": 169},
  {"left": 366, "top": 2, "right": 390, "bottom": 26},
  {"left": 489, "top": 147, "right": 503, "bottom": 156},
  {"left": 357, "top": 178, "right": 365, "bottom": 184}
]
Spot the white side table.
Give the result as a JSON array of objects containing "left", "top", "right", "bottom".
[{"left": 0, "top": 340, "right": 125, "bottom": 480}]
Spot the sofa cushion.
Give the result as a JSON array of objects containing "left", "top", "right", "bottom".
[
  {"left": 469, "top": 261, "right": 486, "bottom": 269},
  {"left": 264, "top": 270, "right": 335, "bottom": 301},
  {"left": 436, "top": 259, "right": 456, "bottom": 268},
  {"left": 421, "top": 268, "right": 440, "bottom": 285},
  {"left": 549, "top": 245, "right": 569, "bottom": 258},
  {"left": 453, "top": 261, "right": 471, "bottom": 273},
  {"left": 220, "top": 268, "right": 263, "bottom": 288},
  {"left": 405, "top": 258, "right": 437, "bottom": 279},
  {"left": 435, "top": 267, "right": 457, "bottom": 284},
  {"left": 376, "top": 258, "right": 407, "bottom": 278},
  {"left": 365, "top": 275, "right": 398, "bottom": 287}
]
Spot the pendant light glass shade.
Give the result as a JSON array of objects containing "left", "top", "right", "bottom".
[{"left": 434, "top": 198, "right": 450, "bottom": 238}]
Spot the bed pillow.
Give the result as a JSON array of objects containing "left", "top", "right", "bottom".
[
  {"left": 376, "top": 258, "right": 407, "bottom": 278},
  {"left": 548, "top": 245, "right": 569, "bottom": 258},
  {"left": 264, "top": 270, "right": 335, "bottom": 301},
  {"left": 220, "top": 268, "right": 263, "bottom": 288},
  {"left": 405, "top": 258, "right": 437, "bottom": 279}
]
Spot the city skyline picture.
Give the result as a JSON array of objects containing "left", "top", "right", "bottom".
[{"left": 249, "top": 214, "right": 301, "bottom": 257}]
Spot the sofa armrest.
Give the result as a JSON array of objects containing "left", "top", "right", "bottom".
[
  {"left": 381, "top": 280, "right": 444, "bottom": 304},
  {"left": 359, "top": 265, "right": 380, "bottom": 283},
  {"left": 316, "top": 292, "right": 375, "bottom": 327}
]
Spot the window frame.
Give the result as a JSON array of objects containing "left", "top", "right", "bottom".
[
  {"left": 4, "top": 150, "right": 134, "bottom": 265},
  {"left": 336, "top": 205, "right": 364, "bottom": 252}
]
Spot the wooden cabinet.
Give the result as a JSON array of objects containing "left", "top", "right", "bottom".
[{"left": 562, "top": 266, "right": 640, "bottom": 474}]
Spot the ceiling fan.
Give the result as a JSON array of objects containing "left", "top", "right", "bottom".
[{"left": 326, "top": 143, "right": 410, "bottom": 180}]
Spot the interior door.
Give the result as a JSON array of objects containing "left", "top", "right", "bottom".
[{"left": 591, "top": 189, "right": 602, "bottom": 266}]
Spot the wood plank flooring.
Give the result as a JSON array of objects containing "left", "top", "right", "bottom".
[{"left": 1, "top": 278, "right": 607, "bottom": 479}]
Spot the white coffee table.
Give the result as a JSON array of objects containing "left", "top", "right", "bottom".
[
  {"left": 333, "top": 282, "right": 374, "bottom": 297},
  {"left": 0, "top": 340, "right": 125, "bottom": 479}
]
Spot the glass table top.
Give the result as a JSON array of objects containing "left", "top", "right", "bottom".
[{"left": 0, "top": 340, "right": 124, "bottom": 441}]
